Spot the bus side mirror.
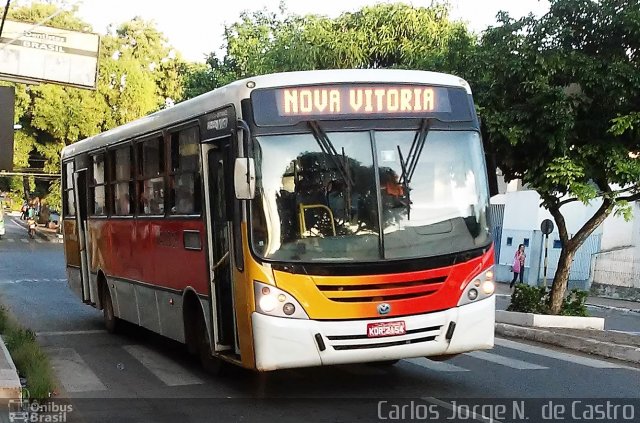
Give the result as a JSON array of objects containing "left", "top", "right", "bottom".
[{"left": 234, "top": 158, "right": 256, "bottom": 200}]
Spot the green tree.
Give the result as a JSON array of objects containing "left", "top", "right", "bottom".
[
  {"left": 183, "top": 2, "right": 474, "bottom": 99},
  {"left": 4, "top": 3, "right": 186, "bottom": 209},
  {"left": 183, "top": 55, "right": 238, "bottom": 99},
  {"left": 471, "top": 0, "right": 640, "bottom": 314},
  {"left": 98, "top": 18, "right": 186, "bottom": 126}
]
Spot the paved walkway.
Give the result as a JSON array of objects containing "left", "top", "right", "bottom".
[{"left": 496, "top": 281, "right": 640, "bottom": 363}]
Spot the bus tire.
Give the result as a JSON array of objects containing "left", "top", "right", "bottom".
[
  {"left": 197, "top": 313, "right": 224, "bottom": 375},
  {"left": 102, "top": 285, "right": 118, "bottom": 334}
]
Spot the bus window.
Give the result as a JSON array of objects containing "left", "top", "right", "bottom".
[
  {"left": 169, "top": 126, "right": 201, "bottom": 215},
  {"left": 138, "top": 136, "right": 165, "bottom": 215},
  {"left": 89, "top": 154, "right": 106, "bottom": 216},
  {"left": 63, "top": 161, "right": 76, "bottom": 217},
  {"left": 110, "top": 145, "right": 134, "bottom": 215}
]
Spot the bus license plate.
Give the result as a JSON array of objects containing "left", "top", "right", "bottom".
[{"left": 367, "top": 321, "right": 406, "bottom": 338}]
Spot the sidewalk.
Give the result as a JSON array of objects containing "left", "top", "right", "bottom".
[
  {"left": 495, "top": 281, "right": 640, "bottom": 364},
  {"left": 495, "top": 281, "right": 640, "bottom": 313}
]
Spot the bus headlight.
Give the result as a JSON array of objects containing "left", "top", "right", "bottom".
[
  {"left": 458, "top": 266, "right": 495, "bottom": 306},
  {"left": 259, "top": 295, "right": 278, "bottom": 313},
  {"left": 254, "top": 281, "right": 309, "bottom": 319},
  {"left": 482, "top": 280, "right": 495, "bottom": 295}
]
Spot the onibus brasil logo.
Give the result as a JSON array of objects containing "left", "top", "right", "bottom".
[{"left": 8, "top": 399, "right": 73, "bottom": 423}]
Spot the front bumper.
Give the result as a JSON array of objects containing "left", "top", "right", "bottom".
[{"left": 252, "top": 295, "right": 495, "bottom": 371}]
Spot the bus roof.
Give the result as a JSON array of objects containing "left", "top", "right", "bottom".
[{"left": 61, "top": 69, "right": 471, "bottom": 160}]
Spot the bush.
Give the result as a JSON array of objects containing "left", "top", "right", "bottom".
[
  {"left": 507, "top": 285, "right": 550, "bottom": 314},
  {"left": 507, "top": 284, "right": 590, "bottom": 316},
  {"left": 561, "top": 289, "right": 589, "bottom": 317},
  {"left": 0, "top": 308, "right": 55, "bottom": 399}
]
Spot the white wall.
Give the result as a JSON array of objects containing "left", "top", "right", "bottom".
[
  {"left": 601, "top": 212, "right": 634, "bottom": 250},
  {"left": 593, "top": 247, "right": 639, "bottom": 288},
  {"left": 502, "top": 191, "right": 540, "bottom": 231},
  {"left": 501, "top": 190, "right": 604, "bottom": 235}
]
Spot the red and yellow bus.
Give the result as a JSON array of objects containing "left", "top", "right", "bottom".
[{"left": 61, "top": 69, "right": 496, "bottom": 371}]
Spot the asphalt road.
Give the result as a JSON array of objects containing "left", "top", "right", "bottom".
[{"left": 0, "top": 216, "right": 639, "bottom": 423}]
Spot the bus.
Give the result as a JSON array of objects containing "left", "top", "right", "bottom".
[{"left": 61, "top": 69, "right": 496, "bottom": 371}]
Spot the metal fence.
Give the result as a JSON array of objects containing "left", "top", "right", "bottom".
[
  {"left": 488, "top": 204, "right": 505, "bottom": 263},
  {"left": 489, "top": 217, "right": 601, "bottom": 287}
]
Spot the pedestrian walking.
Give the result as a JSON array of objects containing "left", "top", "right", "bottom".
[{"left": 510, "top": 244, "right": 526, "bottom": 288}]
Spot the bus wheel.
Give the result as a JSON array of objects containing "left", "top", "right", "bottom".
[
  {"left": 102, "top": 286, "right": 118, "bottom": 334},
  {"left": 197, "top": 315, "right": 224, "bottom": 375}
]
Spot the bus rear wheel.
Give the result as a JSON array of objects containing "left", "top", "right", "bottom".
[{"left": 102, "top": 285, "right": 118, "bottom": 334}]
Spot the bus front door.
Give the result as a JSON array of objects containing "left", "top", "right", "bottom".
[
  {"left": 73, "top": 169, "right": 94, "bottom": 304},
  {"left": 202, "top": 140, "right": 237, "bottom": 353}
]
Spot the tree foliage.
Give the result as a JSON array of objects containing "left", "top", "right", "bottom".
[
  {"left": 183, "top": 2, "right": 475, "bottom": 98},
  {"left": 471, "top": 0, "right": 640, "bottom": 313},
  {"left": 2, "top": 3, "right": 186, "bottom": 210}
]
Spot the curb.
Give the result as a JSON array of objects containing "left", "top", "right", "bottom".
[
  {"left": 0, "top": 336, "right": 22, "bottom": 400},
  {"left": 586, "top": 302, "right": 640, "bottom": 315},
  {"left": 496, "top": 293, "right": 640, "bottom": 315},
  {"left": 495, "top": 323, "right": 640, "bottom": 364}
]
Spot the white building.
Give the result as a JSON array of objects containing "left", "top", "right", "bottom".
[
  {"left": 591, "top": 202, "right": 640, "bottom": 300},
  {"left": 490, "top": 189, "right": 602, "bottom": 291}
]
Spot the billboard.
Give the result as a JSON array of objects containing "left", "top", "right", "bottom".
[
  {"left": 0, "top": 86, "right": 15, "bottom": 171},
  {"left": 0, "top": 19, "right": 100, "bottom": 90}
]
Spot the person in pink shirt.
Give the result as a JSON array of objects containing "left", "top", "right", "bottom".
[{"left": 510, "top": 244, "right": 526, "bottom": 288}]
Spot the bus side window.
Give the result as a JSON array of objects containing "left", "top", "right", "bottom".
[
  {"left": 63, "top": 161, "right": 76, "bottom": 217},
  {"left": 169, "top": 126, "right": 201, "bottom": 215},
  {"left": 110, "top": 145, "right": 134, "bottom": 216},
  {"left": 138, "top": 136, "right": 165, "bottom": 215},
  {"left": 89, "top": 154, "right": 106, "bottom": 216}
]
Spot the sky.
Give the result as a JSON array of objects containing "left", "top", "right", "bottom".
[{"left": 72, "top": 0, "right": 550, "bottom": 62}]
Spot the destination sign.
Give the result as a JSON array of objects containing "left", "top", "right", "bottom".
[
  {"left": 282, "top": 86, "right": 443, "bottom": 115},
  {"left": 251, "top": 84, "right": 472, "bottom": 126}
]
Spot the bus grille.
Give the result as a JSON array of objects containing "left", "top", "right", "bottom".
[
  {"left": 316, "top": 276, "right": 446, "bottom": 302},
  {"left": 326, "top": 324, "right": 442, "bottom": 351}
]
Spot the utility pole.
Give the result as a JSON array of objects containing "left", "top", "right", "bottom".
[{"left": 0, "top": 0, "right": 11, "bottom": 40}]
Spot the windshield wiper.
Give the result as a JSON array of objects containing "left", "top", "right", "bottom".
[
  {"left": 399, "top": 118, "right": 430, "bottom": 187},
  {"left": 397, "top": 119, "right": 430, "bottom": 220},
  {"left": 308, "top": 121, "right": 355, "bottom": 187}
]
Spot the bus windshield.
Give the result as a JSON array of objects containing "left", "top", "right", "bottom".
[{"left": 250, "top": 128, "right": 490, "bottom": 262}]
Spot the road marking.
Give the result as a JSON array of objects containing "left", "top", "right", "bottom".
[
  {"left": 20, "top": 238, "right": 28, "bottom": 243},
  {"left": 465, "top": 351, "right": 548, "bottom": 370},
  {"left": 45, "top": 347, "right": 107, "bottom": 392},
  {"left": 423, "top": 397, "right": 502, "bottom": 423},
  {"left": 0, "top": 278, "right": 67, "bottom": 285},
  {"left": 404, "top": 357, "right": 469, "bottom": 372},
  {"left": 610, "top": 330, "right": 640, "bottom": 335},
  {"left": 495, "top": 338, "right": 636, "bottom": 369},
  {"left": 35, "top": 238, "right": 43, "bottom": 243},
  {"left": 6, "top": 238, "right": 15, "bottom": 243},
  {"left": 123, "top": 345, "right": 204, "bottom": 386},
  {"left": 9, "top": 218, "right": 27, "bottom": 231},
  {"left": 37, "top": 330, "right": 106, "bottom": 336}
]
